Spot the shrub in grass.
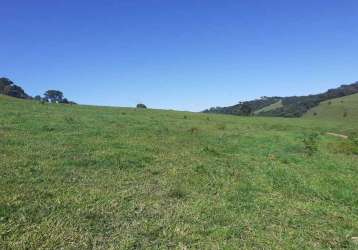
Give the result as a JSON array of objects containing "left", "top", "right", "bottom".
[
  {"left": 65, "top": 116, "right": 75, "bottom": 123},
  {"left": 216, "top": 124, "right": 226, "bottom": 130},
  {"left": 201, "top": 146, "right": 220, "bottom": 156},
  {"left": 189, "top": 127, "right": 199, "bottom": 134},
  {"left": 349, "top": 133, "right": 358, "bottom": 154},
  {"left": 350, "top": 134, "right": 358, "bottom": 146},
  {"left": 42, "top": 125, "right": 55, "bottom": 132},
  {"left": 168, "top": 183, "right": 187, "bottom": 199},
  {"left": 331, "top": 140, "right": 358, "bottom": 155},
  {"left": 302, "top": 132, "right": 320, "bottom": 156}
]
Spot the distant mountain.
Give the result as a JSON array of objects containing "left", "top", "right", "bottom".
[{"left": 203, "top": 81, "right": 358, "bottom": 117}]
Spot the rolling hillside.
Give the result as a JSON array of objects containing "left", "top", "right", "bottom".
[
  {"left": 254, "top": 100, "right": 283, "bottom": 115},
  {"left": 304, "top": 93, "right": 358, "bottom": 122},
  {"left": 204, "top": 81, "right": 358, "bottom": 117},
  {"left": 1, "top": 95, "right": 357, "bottom": 248}
]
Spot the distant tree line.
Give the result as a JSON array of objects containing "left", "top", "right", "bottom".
[
  {"left": 203, "top": 81, "right": 358, "bottom": 117},
  {"left": 203, "top": 96, "right": 281, "bottom": 116},
  {"left": 0, "top": 77, "right": 76, "bottom": 104}
]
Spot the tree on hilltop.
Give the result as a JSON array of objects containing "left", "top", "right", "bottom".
[
  {"left": 44, "top": 90, "right": 64, "bottom": 103},
  {"left": 34, "top": 95, "right": 42, "bottom": 101},
  {"left": 0, "top": 77, "right": 30, "bottom": 99},
  {"left": 136, "top": 103, "right": 147, "bottom": 109},
  {"left": 0, "top": 78, "right": 13, "bottom": 92}
]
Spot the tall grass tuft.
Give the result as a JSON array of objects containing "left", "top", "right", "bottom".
[{"left": 302, "top": 132, "right": 320, "bottom": 156}]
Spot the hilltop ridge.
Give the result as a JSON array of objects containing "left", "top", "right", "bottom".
[{"left": 204, "top": 81, "right": 358, "bottom": 117}]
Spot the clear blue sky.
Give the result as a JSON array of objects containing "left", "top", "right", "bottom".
[{"left": 1, "top": 0, "right": 357, "bottom": 111}]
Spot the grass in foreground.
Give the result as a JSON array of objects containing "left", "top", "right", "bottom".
[{"left": 0, "top": 95, "right": 357, "bottom": 249}]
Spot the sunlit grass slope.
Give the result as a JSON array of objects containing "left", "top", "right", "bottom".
[
  {"left": 254, "top": 100, "right": 283, "bottom": 115},
  {"left": 1, "top": 94, "right": 357, "bottom": 249},
  {"left": 304, "top": 93, "right": 358, "bottom": 122}
]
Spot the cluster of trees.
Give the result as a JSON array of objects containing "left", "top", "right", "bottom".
[
  {"left": 203, "top": 81, "right": 358, "bottom": 118},
  {"left": 0, "top": 78, "right": 30, "bottom": 99},
  {"left": 0, "top": 77, "right": 76, "bottom": 104},
  {"left": 34, "top": 90, "right": 75, "bottom": 104}
]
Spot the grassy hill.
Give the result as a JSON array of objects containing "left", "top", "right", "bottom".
[
  {"left": 1, "top": 95, "right": 358, "bottom": 249},
  {"left": 254, "top": 100, "right": 283, "bottom": 115},
  {"left": 304, "top": 93, "right": 358, "bottom": 122}
]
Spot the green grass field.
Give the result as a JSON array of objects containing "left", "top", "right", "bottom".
[
  {"left": 304, "top": 93, "right": 358, "bottom": 122},
  {"left": 1, "top": 95, "right": 357, "bottom": 249}
]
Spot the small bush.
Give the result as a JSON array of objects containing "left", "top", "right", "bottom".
[
  {"left": 168, "top": 182, "right": 187, "bottom": 199},
  {"left": 183, "top": 115, "right": 188, "bottom": 119},
  {"left": 216, "top": 124, "right": 226, "bottom": 130},
  {"left": 343, "top": 111, "right": 348, "bottom": 117},
  {"left": 302, "top": 132, "right": 320, "bottom": 156},
  {"left": 348, "top": 133, "right": 358, "bottom": 154},
  {"left": 189, "top": 127, "right": 199, "bottom": 134},
  {"left": 42, "top": 125, "right": 55, "bottom": 132},
  {"left": 65, "top": 116, "right": 75, "bottom": 123},
  {"left": 201, "top": 146, "right": 219, "bottom": 156},
  {"left": 136, "top": 103, "right": 147, "bottom": 109},
  {"left": 330, "top": 141, "right": 358, "bottom": 155},
  {"left": 350, "top": 134, "right": 358, "bottom": 146},
  {"left": 313, "top": 112, "right": 317, "bottom": 116}
]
